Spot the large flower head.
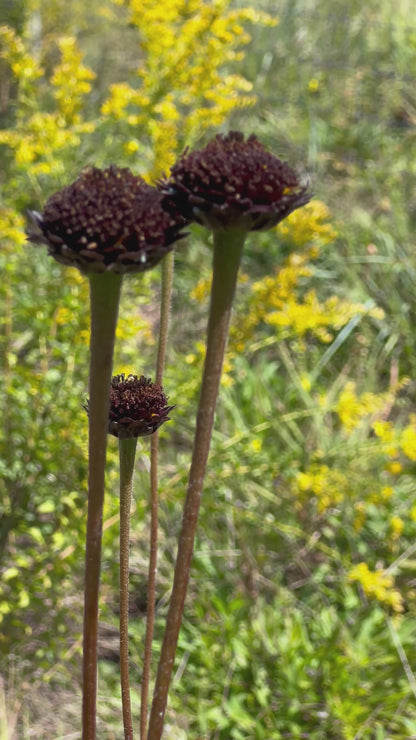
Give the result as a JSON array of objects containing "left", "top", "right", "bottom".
[
  {"left": 160, "top": 131, "right": 310, "bottom": 232},
  {"left": 28, "top": 166, "right": 186, "bottom": 274},
  {"left": 105, "top": 374, "right": 174, "bottom": 439}
]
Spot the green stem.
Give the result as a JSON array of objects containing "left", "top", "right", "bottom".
[
  {"left": 140, "top": 252, "right": 175, "bottom": 740},
  {"left": 82, "top": 272, "right": 123, "bottom": 740},
  {"left": 119, "top": 436, "right": 139, "bottom": 740},
  {"left": 147, "top": 229, "right": 246, "bottom": 740}
]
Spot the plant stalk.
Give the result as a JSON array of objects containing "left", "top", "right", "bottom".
[
  {"left": 140, "top": 252, "right": 175, "bottom": 739},
  {"left": 119, "top": 436, "right": 139, "bottom": 740},
  {"left": 147, "top": 229, "right": 246, "bottom": 740},
  {"left": 82, "top": 272, "right": 123, "bottom": 740}
]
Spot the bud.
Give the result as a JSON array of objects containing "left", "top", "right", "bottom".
[{"left": 102, "top": 374, "right": 174, "bottom": 439}]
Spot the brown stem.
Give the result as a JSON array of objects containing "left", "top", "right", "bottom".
[
  {"left": 147, "top": 229, "right": 246, "bottom": 740},
  {"left": 82, "top": 272, "right": 123, "bottom": 740},
  {"left": 140, "top": 432, "right": 159, "bottom": 737},
  {"left": 119, "top": 436, "right": 138, "bottom": 740},
  {"left": 155, "top": 252, "right": 175, "bottom": 385},
  {"left": 140, "top": 252, "right": 175, "bottom": 739}
]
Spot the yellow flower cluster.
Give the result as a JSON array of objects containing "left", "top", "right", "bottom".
[
  {"left": 103, "top": 0, "right": 275, "bottom": 175},
  {"left": 295, "top": 464, "right": 349, "bottom": 512},
  {"left": 348, "top": 562, "right": 403, "bottom": 613},
  {"left": 276, "top": 200, "right": 337, "bottom": 247},
  {"left": 191, "top": 238, "right": 369, "bottom": 363},
  {"left": 389, "top": 515, "right": 404, "bottom": 540},
  {"left": 335, "top": 381, "right": 396, "bottom": 433},
  {"left": 400, "top": 418, "right": 416, "bottom": 461},
  {"left": 0, "top": 25, "right": 42, "bottom": 85},
  {"left": 51, "top": 37, "right": 96, "bottom": 123},
  {"left": 101, "top": 83, "right": 147, "bottom": 122},
  {"left": 228, "top": 201, "right": 383, "bottom": 352},
  {"left": 0, "top": 207, "right": 26, "bottom": 251},
  {"left": 0, "top": 30, "right": 94, "bottom": 175},
  {"left": 353, "top": 502, "right": 366, "bottom": 532},
  {"left": 264, "top": 291, "right": 377, "bottom": 343},
  {"left": 183, "top": 200, "right": 381, "bottom": 353},
  {"left": 372, "top": 414, "right": 416, "bottom": 462}
]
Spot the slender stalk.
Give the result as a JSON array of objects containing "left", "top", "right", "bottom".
[
  {"left": 82, "top": 272, "right": 123, "bottom": 740},
  {"left": 141, "top": 432, "right": 159, "bottom": 737},
  {"left": 140, "top": 252, "right": 175, "bottom": 739},
  {"left": 155, "top": 252, "right": 175, "bottom": 384},
  {"left": 147, "top": 229, "right": 246, "bottom": 740},
  {"left": 119, "top": 436, "right": 139, "bottom": 740}
]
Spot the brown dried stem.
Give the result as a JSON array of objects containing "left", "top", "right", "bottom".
[
  {"left": 146, "top": 229, "right": 246, "bottom": 739},
  {"left": 140, "top": 251, "right": 175, "bottom": 739},
  {"left": 119, "top": 436, "right": 138, "bottom": 739}
]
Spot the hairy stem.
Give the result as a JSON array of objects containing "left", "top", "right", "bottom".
[
  {"left": 82, "top": 272, "right": 123, "bottom": 740},
  {"left": 140, "top": 252, "right": 175, "bottom": 739},
  {"left": 147, "top": 229, "right": 246, "bottom": 740},
  {"left": 119, "top": 436, "right": 139, "bottom": 740}
]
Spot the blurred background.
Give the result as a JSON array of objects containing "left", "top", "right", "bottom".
[{"left": 1, "top": 0, "right": 416, "bottom": 737}]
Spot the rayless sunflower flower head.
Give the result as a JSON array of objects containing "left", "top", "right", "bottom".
[
  {"left": 104, "top": 374, "right": 174, "bottom": 439},
  {"left": 28, "top": 166, "right": 186, "bottom": 274},
  {"left": 160, "top": 131, "right": 310, "bottom": 232}
]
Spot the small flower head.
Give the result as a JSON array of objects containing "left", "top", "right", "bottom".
[
  {"left": 27, "top": 166, "right": 186, "bottom": 274},
  {"left": 161, "top": 131, "right": 310, "bottom": 232},
  {"left": 105, "top": 374, "right": 174, "bottom": 439}
]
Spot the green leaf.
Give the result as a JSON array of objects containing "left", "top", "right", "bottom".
[
  {"left": 2, "top": 567, "right": 19, "bottom": 581},
  {"left": 37, "top": 500, "right": 56, "bottom": 514}
]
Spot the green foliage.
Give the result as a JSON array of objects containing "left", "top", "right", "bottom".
[
  {"left": 1, "top": 0, "right": 416, "bottom": 738},
  {"left": 172, "top": 592, "right": 416, "bottom": 738}
]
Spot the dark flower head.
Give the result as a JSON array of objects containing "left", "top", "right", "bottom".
[
  {"left": 105, "top": 374, "right": 174, "bottom": 439},
  {"left": 27, "top": 166, "right": 186, "bottom": 274},
  {"left": 160, "top": 131, "right": 310, "bottom": 232}
]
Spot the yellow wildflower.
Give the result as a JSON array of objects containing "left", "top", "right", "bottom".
[
  {"left": 51, "top": 37, "right": 96, "bottom": 122},
  {"left": 353, "top": 502, "right": 366, "bottom": 532},
  {"left": 276, "top": 200, "right": 337, "bottom": 247},
  {"left": 0, "top": 207, "right": 26, "bottom": 249},
  {"left": 390, "top": 516, "right": 404, "bottom": 540},
  {"left": 101, "top": 83, "right": 144, "bottom": 118},
  {"left": 0, "top": 25, "right": 43, "bottom": 84},
  {"left": 348, "top": 562, "right": 403, "bottom": 612},
  {"left": 336, "top": 381, "right": 394, "bottom": 433},
  {"left": 380, "top": 486, "right": 394, "bottom": 501},
  {"left": 230, "top": 236, "right": 383, "bottom": 352},
  {"left": 295, "top": 465, "right": 348, "bottom": 512},
  {"left": 124, "top": 141, "right": 140, "bottom": 155},
  {"left": 250, "top": 438, "right": 262, "bottom": 453},
  {"left": 400, "top": 419, "right": 416, "bottom": 461},
  {"left": 102, "top": 0, "right": 274, "bottom": 175},
  {"left": 308, "top": 78, "right": 320, "bottom": 93},
  {"left": 191, "top": 278, "right": 211, "bottom": 303},
  {"left": 385, "top": 461, "right": 403, "bottom": 475}
]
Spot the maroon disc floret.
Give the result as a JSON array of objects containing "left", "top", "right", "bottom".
[
  {"left": 160, "top": 131, "right": 310, "bottom": 232},
  {"left": 27, "top": 166, "right": 186, "bottom": 274},
  {"left": 106, "top": 374, "right": 174, "bottom": 439}
]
